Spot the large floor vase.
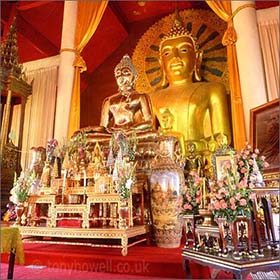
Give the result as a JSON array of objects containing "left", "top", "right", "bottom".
[{"left": 150, "top": 136, "right": 184, "bottom": 248}]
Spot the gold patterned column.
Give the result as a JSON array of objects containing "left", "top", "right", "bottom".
[{"left": 0, "top": 90, "right": 12, "bottom": 152}]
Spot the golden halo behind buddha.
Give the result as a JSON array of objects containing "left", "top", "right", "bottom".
[{"left": 132, "top": 9, "right": 228, "bottom": 93}]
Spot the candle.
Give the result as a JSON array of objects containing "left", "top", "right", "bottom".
[
  {"left": 202, "top": 178, "right": 206, "bottom": 209},
  {"left": 62, "top": 170, "right": 67, "bottom": 204},
  {"left": 63, "top": 170, "right": 67, "bottom": 187},
  {"left": 83, "top": 170, "right": 87, "bottom": 187}
]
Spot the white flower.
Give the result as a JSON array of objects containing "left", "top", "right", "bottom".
[{"left": 125, "top": 178, "right": 133, "bottom": 190}]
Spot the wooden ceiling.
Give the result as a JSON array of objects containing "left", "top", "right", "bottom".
[{"left": 1, "top": 1, "right": 278, "bottom": 86}]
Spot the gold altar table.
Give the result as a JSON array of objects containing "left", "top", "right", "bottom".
[
  {"left": 19, "top": 225, "right": 148, "bottom": 256},
  {"left": 1, "top": 227, "right": 25, "bottom": 279}
]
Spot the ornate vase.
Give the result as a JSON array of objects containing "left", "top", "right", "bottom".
[
  {"left": 15, "top": 202, "right": 27, "bottom": 226},
  {"left": 30, "top": 146, "right": 46, "bottom": 176},
  {"left": 150, "top": 136, "right": 185, "bottom": 248}
]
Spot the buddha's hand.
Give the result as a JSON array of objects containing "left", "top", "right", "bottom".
[{"left": 78, "top": 126, "right": 109, "bottom": 134}]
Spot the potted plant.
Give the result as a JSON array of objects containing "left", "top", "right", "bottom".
[{"left": 11, "top": 171, "right": 36, "bottom": 225}]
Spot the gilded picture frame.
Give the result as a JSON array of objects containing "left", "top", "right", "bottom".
[
  {"left": 250, "top": 98, "right": 280, "bottom": 174},
  {"left": 212, "top": 146, "right": 236, "bottom": 181}
]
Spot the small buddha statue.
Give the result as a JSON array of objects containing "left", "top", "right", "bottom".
[
  {"left": 149, "top": 16, "right": 232, "bottom": 153},
  {"left": 202, "top": 136, "right": 218, "bottom": 179},
  {"left": 216, "top": 133, "right": 228, "bottom": 149},
  {"left": 158, "top": 108, "right": 186, "bottom": 156},
  {"left": 82, "top": 54, "right": 156, "bottom": 142},
  {"left": 184, "top": 141, "right": 203, "bottom": 178}
]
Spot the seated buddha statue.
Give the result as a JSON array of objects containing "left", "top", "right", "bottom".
[
  {"left": 149, "top": 17, "right": 232, "bottom": 153},
  {"left": 81, "top": 54, "right": 156, "bottom": 143},
  {"left": 158, "top": 108, "right": 186, "bottom": 156},
  {"left": 184, "top": 141, "right": 203, "bottom": 179}
]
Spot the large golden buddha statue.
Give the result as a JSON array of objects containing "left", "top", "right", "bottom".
[
  {"left": 149, "top": 18, "right": 232, "bottom": 152},
  {"left": 81, "top": 54, "right": 156, "bottom": 142}
]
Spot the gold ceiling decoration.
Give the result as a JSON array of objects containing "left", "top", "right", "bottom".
[{"left": 132, "top": 9, "right": 228, "bottom": 94}]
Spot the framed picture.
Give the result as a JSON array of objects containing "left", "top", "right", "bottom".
[
  {"left": 250, "top": 98, "right": 279, "bottom": 174},
  {"left": 213, "top": 154, "right": 233, "bottom": 181},
  {"left": 212, "top": 145, "right": 236, "bottom": 181}
]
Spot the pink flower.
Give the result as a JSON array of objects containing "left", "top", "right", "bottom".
[
  {"left": 235, "top": 193, "right": 241, "bottom": 200},
  {"left": 249, "top": 159, "right": 254, "bottom": 165},
  {"left": 251, "top": 153, "right": 257, "bottom": 159},
  {"left": 230, "top": 197, "right": 236, "bottom": 205},
  {"left": 214, "top": 201, "right": 221, "bottom": 210},
  {"left": 221, "top": 202, "right": 228, "bottom": 209},
  {"left": 231, "top": 204, "right": 237, "bottom": 210},
  {"left": 238, "top": 161, "right": 245, "bottom": 167},
  {"left": 224, "top": 190, "right": 230, "bottom": 196},
  {"left": 240, "top": 167, "right": 247, "bottom": 174},
  {"left": 184, "top": 204, "right": 193, "bottom": 210},
  {"left": 240, "top": 198, "right": 247, "bottom": 206}
]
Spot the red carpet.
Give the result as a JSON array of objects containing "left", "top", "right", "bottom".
[
  {"left": 1, "top": 240, "right": 278, "bottom": 279},
  {"left": 2, "top": 242, "right": 189, "bottom": 279},
  {"left": 2, "top": 241, "right": 247, "bottom": 279}
]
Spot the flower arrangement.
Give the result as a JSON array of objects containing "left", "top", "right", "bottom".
[
  {"left": 110, "top": 132, "right": 137, "bottom": 200},
  {"left": 208, "top": 160, "right": 256, "bottom": 223},
  {"left": 116, "top": 157, "right": 137, "bottom": 199},
  {"left": 180, "top": 171, "right": 203, "bottom": 215},
  {"left": 11, "top": 171, "right": 36, "bottom": 203},
  {"left": 236, "top": 143, "right": 269, "bottom": 185},
  {"left": 46, "top": 138, "right": 58, "bottom": 162},
  {"left": 68, "top": 132, "right": 90, "bottom": 161}
]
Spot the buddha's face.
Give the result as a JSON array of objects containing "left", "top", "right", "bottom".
[
  {"left": 160, "top": 36, "right": 196, "bottom": 84},
  {"left": 115, "top": 66, "right": 134, "bottom": 92},
  {"left": 187, "top": 143, "right": 195, "bottom": 153}
]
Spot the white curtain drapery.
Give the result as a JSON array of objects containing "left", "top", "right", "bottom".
[
  {"left": 20, "top": 66, "right": 58, "bottom": 168},
  {"left": 257, "top": 6, "right": 279, "bottom": 101}
]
